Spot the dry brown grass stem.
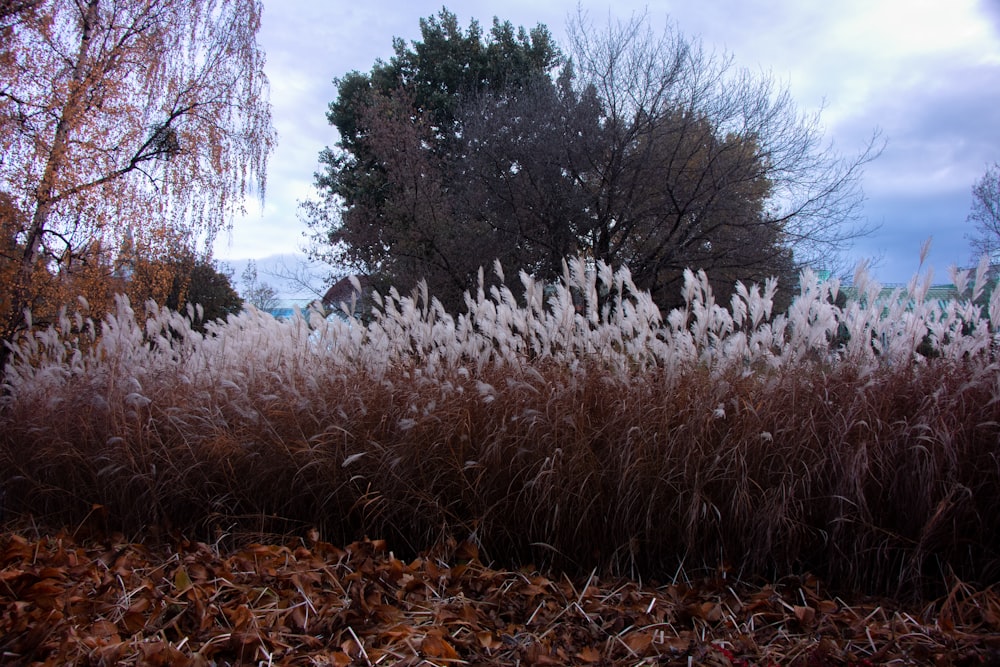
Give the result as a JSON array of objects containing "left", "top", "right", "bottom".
[{"left": 3, "top": 259, "right": 1000, "bottom": 599}]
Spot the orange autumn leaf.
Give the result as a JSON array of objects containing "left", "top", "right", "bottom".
[
  {"left": 2, "top": 532, "right": 1000, "bottom": 666},
  {"left": 455, "top": 540, "right": 479, "bottom": 561},
  {"left": 794, "top": 604, "right": 816, "bottom": 627},
  {"left": 382, "top": 624, "right": 416, "bottom": 641},
  {"left": 817, "top": 599, "right": 839, "bottom": 614},
  {"left": 476, "top": 630, "right": 502, "bottom": 650},
  {"left": 421, "top": 633, "right": 459, "bottom": 659},
  {"left": 624, "top": 631, "right": 654, "bottom": 653},
  {"left": 328, "top": 653, "right": 352, "bottom": 667},
  {"left": 341, "top": 637, "right": 362, "bottom": 659},
  {"left": 89, "top": 619, "right": 120, "bottom": 639},
  {"left": 696, "top": 601, "right": 724, "bottom": 622},
  {"left": 27, "top": 578, "right": 64, "bottom": 597}
]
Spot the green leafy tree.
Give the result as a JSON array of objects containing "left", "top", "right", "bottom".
[
  {"left": 304, "top": 8, "right": 560, "bottom": 309},
  {"left": 169, "top": 257, "right": 243, "bottom": 326}
]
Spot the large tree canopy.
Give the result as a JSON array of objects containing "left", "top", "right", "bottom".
[
  {"left": 0, "top": 0, "right": 273, "bottom": 366},
  {"left": 304, "top": 8, "right": 561, "bottom": 307},
  {"left": 306, "top": 8, "right": 879, "bottom": 312}
]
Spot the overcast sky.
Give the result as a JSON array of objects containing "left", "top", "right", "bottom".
[{"left": 214, "top": 0, "right": 1000, "bottom": 287}]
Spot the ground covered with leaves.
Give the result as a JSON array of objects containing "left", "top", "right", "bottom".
[{"left": 3, "top": 530, "right": 1000, "bottom": 666}]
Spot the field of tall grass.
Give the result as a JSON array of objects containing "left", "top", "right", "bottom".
[{"left": 3, "top": 257, "right": 1000, "bottom": 599}]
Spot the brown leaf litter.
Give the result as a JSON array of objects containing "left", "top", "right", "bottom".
[{"left": 2, "top": 531, "right": 999, "bottom": 665}]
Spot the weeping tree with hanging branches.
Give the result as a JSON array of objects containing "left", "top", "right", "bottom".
[{"left": 0, "top": 0, "right": 273, "bottom": 370}]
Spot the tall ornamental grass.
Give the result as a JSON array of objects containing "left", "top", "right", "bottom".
[{"left": 3, "top": 257, "right": 1000, "bottom": 597}]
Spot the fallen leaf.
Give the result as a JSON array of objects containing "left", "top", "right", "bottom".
[
  {"left": 624, "top": 630, "right": 653, "bottom": 653},
  {"left": 697, "top": 601, "right": 724, "bottom": 622},
  {"left": 421, "top": 633, "right": 459, "bottom": 659},
  {"left": 173, "top": 565, "right": 191, "bottom": 591},
  {"left": 794, "top": 604, "right": 816, "bottom": 627},
  {"left": 477, "top": 630, "right": 501, "bottom": 650}
]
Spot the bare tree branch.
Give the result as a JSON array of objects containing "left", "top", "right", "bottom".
[{"left": 967, "top": 162, "right": 1000, "bottom": 262}]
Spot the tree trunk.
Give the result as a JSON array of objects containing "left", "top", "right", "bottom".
[{"left": 0, "top": 0, "right": 100, "bottom": 373}]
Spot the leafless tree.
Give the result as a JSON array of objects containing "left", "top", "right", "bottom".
[
  {"left": 563, "top": 9, "right": 882, "bottom": 303},
  {"left": 967, "top": 162, "right": 1000, "bottom": 262},
  {"left": 241, "top": 259, "right": 279, "bottom": 312}
]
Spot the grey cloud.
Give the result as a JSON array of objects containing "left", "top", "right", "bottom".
[
  {"left": 833, "top": 61, "right": 1000, "bottom": 201},
  {"left": 981, "top": 0, "right": 1000, "bottom": 36},
  {"left": 850, "top": 191, "right": 976, "bottom": 281}
]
